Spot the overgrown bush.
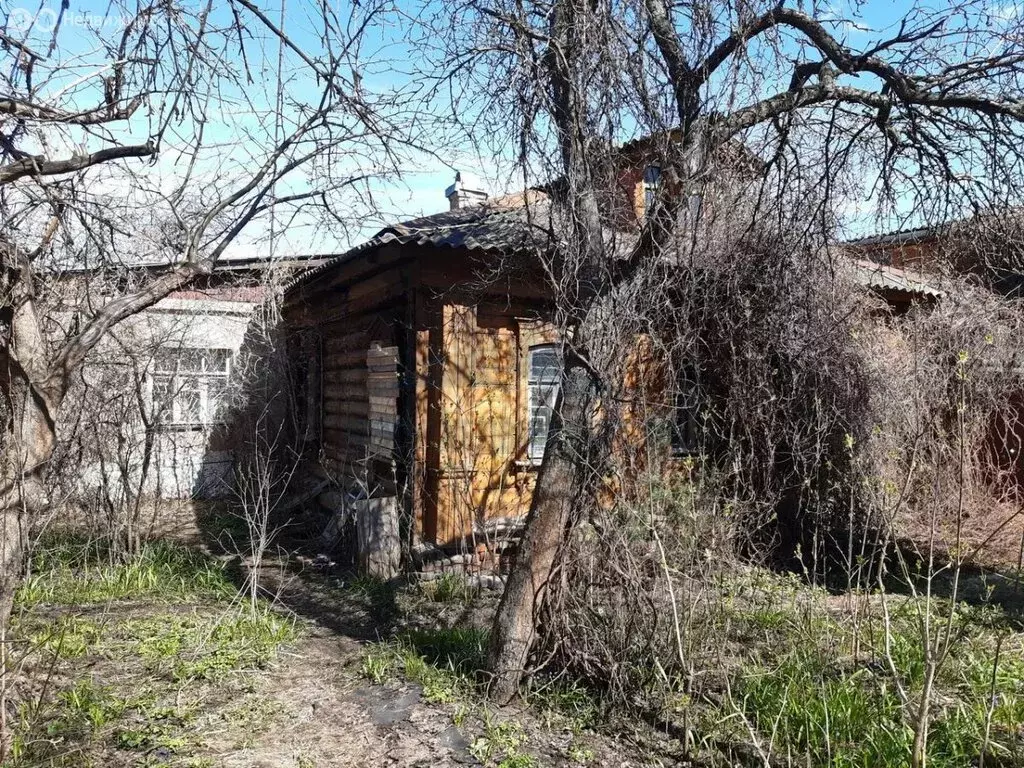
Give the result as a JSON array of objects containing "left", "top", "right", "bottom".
[{"left": 524, "top": 220, "right": 1024, "bottom": 764}]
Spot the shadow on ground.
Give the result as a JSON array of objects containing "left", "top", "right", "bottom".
[
  {"left": 778, "top": 523, "right": 1024, "bottom": 624},
  {"left": 194, "top": 502, "right": 406, "bottom": 642}
]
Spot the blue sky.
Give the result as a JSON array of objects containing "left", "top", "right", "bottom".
[
  {"left": 4, "top": 0, "right": 500, "bottom": 258},
  {"left": 6, "top": 0, "right": 1021, "bottom": 255}
]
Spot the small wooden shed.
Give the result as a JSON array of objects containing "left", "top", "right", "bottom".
[{"left": 283, "top": 197, "right": 561, "bottom": 556}]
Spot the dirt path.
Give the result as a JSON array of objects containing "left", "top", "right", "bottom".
[
  {"left": 202, "top": 564, "right": 651, "bottom": 768},
  {"left": 207, "top": 627, "right": 479, "bottom": 768},
  {"left": 10, "top": 542, "right": 665, "bottom": 767}
]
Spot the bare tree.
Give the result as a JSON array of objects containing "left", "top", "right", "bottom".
[
  {"left": 0, "top": 0, "right": 417, "bottom": 634},
  {"left": 430, "top": 0, "right": 1024, "bottom": 703}
]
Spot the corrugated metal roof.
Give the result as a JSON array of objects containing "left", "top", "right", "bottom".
[
  {"left": 849, "top": 258, "right": 944, "bottom": 298},
  {"left": 285, "top": 202, "right": 555, "bottom": 292},
  {"left": 845, "top": 225, "right": 939, "bottom": 248},
  {"left": 286, "top": 200, "right": 946, "bottom": 303}
]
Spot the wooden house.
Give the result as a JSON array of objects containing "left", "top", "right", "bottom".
[
  {"left": 283, "top": 163, "right": 944, "bottom": 569},
  {"left": 283, "top": 183, "right": 562, "bottom": 561}
]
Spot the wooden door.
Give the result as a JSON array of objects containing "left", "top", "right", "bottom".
[{"left": 433, "top": 304, "right": 530, "bottom": 545}]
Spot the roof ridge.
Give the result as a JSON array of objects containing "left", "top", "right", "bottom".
[{"left": 284, "top": 198, "right": 553, "bottom": 293}]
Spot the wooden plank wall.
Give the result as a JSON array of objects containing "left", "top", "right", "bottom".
[
  {"left": 415, "top": 298, "right": 682, "bottom": 547},
  {"left": 287, "top": 243, "right": 562, "bottom": 550},
  {"left": 416, "top": 298, "right": 558, "bottom": 547},
  {"left": 284, "top": 246, "right": 412, "bottom": 498}
]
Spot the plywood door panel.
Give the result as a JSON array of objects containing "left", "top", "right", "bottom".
[
  {"left": 433, "top": 304, "right": 537, "bottom": 545},
  {"left": 437, "top": 304, "right": 475, "bottom": 542}
]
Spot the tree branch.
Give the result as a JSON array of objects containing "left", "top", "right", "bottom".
[
  {"left": 0, "top": 95, "right": 144, "bottom": 125},
  {"left": 0, "top": 142, "right": 156, "bottom": 186},
  {"left": 644, "top": 0, "right": 698, "bottom": 126},
  {"left": 51, "top": 262, "right": 207, "bottom": 387}
]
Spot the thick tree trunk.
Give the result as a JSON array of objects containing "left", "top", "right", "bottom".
[
  {"left": 0, "top": 384, "right": 57, "bottom": 624},
  {"left": 0, "top": 487, "right": 31, "bottom": 628},
  {"left": 0, "top": 275, "right": 62, "bottom": 629},
  {"left": 0, "top": 493, "right": 25, "bottom": 763},
  {"left": 0, "top": 372, "right": 57, "bottom": 758},
  {"left": 487, "top": 363, "right": 593, "bottom": 703}
]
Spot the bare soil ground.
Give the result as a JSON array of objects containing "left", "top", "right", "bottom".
[
  {"left": 200, "top": 624, "right": 480, "bottom": 767},
  {"left": 7, "top": 540, "right": 672, "bottom": 768},
  {"left": 214, "top": 562, "right": 667, "bottom": 768}
]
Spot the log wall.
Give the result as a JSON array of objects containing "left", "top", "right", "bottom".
[
  {"left": 286, "top": 243, "right": 559, "bottom": 551},
  {"left": 284, "top": 245, "right": 412, "bottom": 499}
]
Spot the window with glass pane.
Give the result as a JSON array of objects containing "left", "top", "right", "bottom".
[
  {"left": 151, "top": 347, "right": 232, "bottom": 427},
  {"left": 643, "top": 165, "right": 661, "bottom": 216},
  {"left": 671, "top": 365, "right": 700, "bottom": 454},
  {"left": 527, "top": 345, "right": 561, "bottom": 463}
]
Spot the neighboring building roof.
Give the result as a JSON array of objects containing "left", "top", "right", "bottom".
[
  {"left": 208, "top": 253, "right": 331, "bottom": 272},
  {"left": 619, "top": 130, "right": 765, "bottom": 172},
  {"left": 286, "top": 200, "right": 555, "bottom": 291},
  {"left": 52, "top": 251, "right": 329, "bottom": 277},
  {"left": 849, "top": 258, "right": 944, "bottom": 299},
  {"left": 845, "top": 225, "right": 939, "bottom": 248},
  {"left": 287, "top": 195, "right": 947, "bottom": 303}
]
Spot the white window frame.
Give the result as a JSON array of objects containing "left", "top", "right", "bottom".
[
  {"left": 150, "top": 347, "right": 232, "bottom": 429},
  {"left": 526, "top": 344, "right": 561, "bottom": 464},
  {"left": 643, "top": 164, "right": 661, "bottom": 216},
  {"left": 671, "top": 364, "right": 701, "bottom": 455}
]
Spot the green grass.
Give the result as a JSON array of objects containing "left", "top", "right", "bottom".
[
  {"left": 725, "top": 592, "right": 1024, "bottom": 768},
  {"left": 8, "top": 680, "right": 199, "bottom": 765},
  {"left": 8, "top": 680, "right": 154, "bottom": 765},
  {"left": 361, "top": 624, "right": 601, "bottom": 742},
  {"left": 525, "top": 678, "right": 601, "bottom": 734},
  {"left": 17, "top": 535, "right": 234, "bottom": 607},
  {"left": 421, "top": 572, "right": 475, "bottom": 604},
  {"left": 566, "top": 738, "right": 596, "bottom": 764},
  {"left": 470, "top": 716, "right": 537, "bottom": 768},
  {"left": 7, "top": 533, "right": 299, "bottom": 768},
  {"left": 27, "top": 614, "right": 106, "bottom": 659},
  {"left": 361, "top": 627, "right": 487, "bottom": 704},
  {"left": 27, "top": 608, "right": 296, "bottom": 681},
  {"left": 123, "top": 609, "right": 296, "bottom": 681},
  {"left": 24, "top": 528, "right": 1023, "bottom": 766},
  {"left": 741, "top": 649, "right": 913, "bottom": 766},
  {"left": 10, "top": 608, "right": 297, "bottom": 767},
  {"left": 358, "top": 565, "right": 1024, "bottom": 766},
  {"left": 360, "top": 626, "right": 576, "bottom": 766},
  {"left": 55, "top": 679, "right": 131, "bottom": 736}
]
